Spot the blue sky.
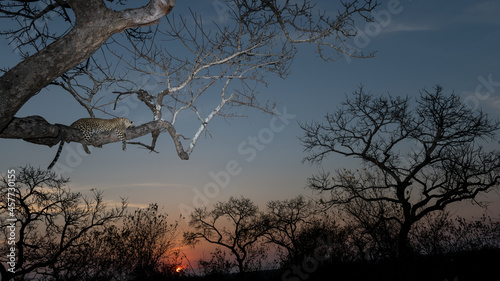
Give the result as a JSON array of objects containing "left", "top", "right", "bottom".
[{"left": 1, "top": 0, "right": 500, "bottom": 230}]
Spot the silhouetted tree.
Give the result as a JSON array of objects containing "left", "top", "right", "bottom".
[
  {"left": 45, "top": 203, "right": 181, "bottom": 281},
  {"left": 301, "top": 85, "right": 500, "bottom": 258},
  {"left": 0, "top": 166, "right": 126, "bottom": 281},
  {"left": 184, "top": 196, "right": 268, "bottom": 273},
  {"left": 114, "top": 203, "right": 180, "bottom": 280},
  {"left": 53, "top": 226, "right": 125, "bottom": 281},
  {"left": 264, "top": 195, "right": 316, "bottom": 265}
]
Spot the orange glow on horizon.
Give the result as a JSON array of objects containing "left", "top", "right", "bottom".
[{"left": 175, "top": 266, "right": 183, "bottom": 273}]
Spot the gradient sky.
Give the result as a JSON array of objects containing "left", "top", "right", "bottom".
[{"left": 2, "top": 0, "right": 500, "bottom": 261}]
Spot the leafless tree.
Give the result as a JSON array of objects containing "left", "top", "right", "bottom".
[
  {"left": 264, "top": 195, "right": 317, "bottom": 264},
  {"left": 0, "top": 0, "right": 379, "bottom": 166},
  {"left": 184, "top": 196, "right": 268, "bottom": 273},
  {"left": 110, "top": 203, "right": 180, "bottom": 280},
  {"left": 39, "top": 203, "right": 181, "bottom": 281},
  {"left": 0, "top": 166, "right": 126, "bottom": 281},
  {"left": 300, "top": 85, "right": 500, "bottom": 258}
]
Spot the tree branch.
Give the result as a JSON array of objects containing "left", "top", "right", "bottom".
[{"left": 0, "top": 116, "right": 189, "bottom": 160}]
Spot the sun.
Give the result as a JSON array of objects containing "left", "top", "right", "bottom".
[{"left": 175, "top": 266, "right": 183, "bottom": 273}]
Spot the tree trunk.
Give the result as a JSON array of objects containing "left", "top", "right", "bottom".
[
  {"left": 397, "top": 220, "right": 412, "bottom": 260},
  {"left": 234, "top": 253, "right": 245, "bottom": 273},
  {"left": 0, "top": 262, "right": 14, "bottom": 281}
]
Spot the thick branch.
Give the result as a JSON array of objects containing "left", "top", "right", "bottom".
[
  {"left": 122, "top": 0, "right": 175, "bottom": 27},
  {"left": 0, "top": 116, "right": 189, "bottom": 160},
  {"left": 0, "top": 116, "right": 81, "bottom": 146},
  {"left": 127, "top": 120, "right": 189, "bottom": 160}
]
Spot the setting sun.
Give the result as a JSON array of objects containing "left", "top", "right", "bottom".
[{"left": 175, "top": 266, "right": 183, "bottom": 273}]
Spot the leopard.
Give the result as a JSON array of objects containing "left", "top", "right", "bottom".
[{"left": 47, "top": 117, "right": 134, "bottom": 169}]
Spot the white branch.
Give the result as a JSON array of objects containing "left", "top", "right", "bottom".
[
  {"left": 186, "top": 94, "right": 234, "bottom": 155},
  {"left": 169, "top": 44, "right": 262, "bottom": 93},
  {"left": 121, "top": 0, "right": 176, "bottom": 27}
]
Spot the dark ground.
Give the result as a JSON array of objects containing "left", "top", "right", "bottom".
[{"left": 167, "top": 248, "right": 500, "bottom": 281}]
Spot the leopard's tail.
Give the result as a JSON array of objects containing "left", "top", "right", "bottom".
[{"left": 47, "top": 141, "right": 65, "bottom": 170}]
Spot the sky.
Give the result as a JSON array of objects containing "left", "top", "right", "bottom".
[{"left": 1, "top": 0, "right": 500, "bottom": 262}]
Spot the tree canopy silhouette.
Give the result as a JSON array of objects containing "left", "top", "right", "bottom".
[
  {"left": 184, "top": 196, "right": 268, "bottom": 273},
  {"left": 0, "top": 166, "right": 126, "bottom": 281},
  {"left": 300, "top": 85, "right": 500, "bottom": 258}
]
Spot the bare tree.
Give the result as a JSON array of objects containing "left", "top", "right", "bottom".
[
  {"left": 0, "top": 166, "right": 126, "bottom": 281},
  {"left": 300, "top": 85, "right": 500, "bottom": 258},
  {"left": 110, "top": 203, "right": 180, "bottom": 280},
  {"left": 264, "top": 195, "right": 317, "bottom": 264},
  {"left": 0, "top": 0, "right": 379, "bottom": 166},
  {"left": 184, "top": 196, "right": 268, "bottom": 273},
  {"left": 40, "top": 204, "right": 181, "bottom": 281}
]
